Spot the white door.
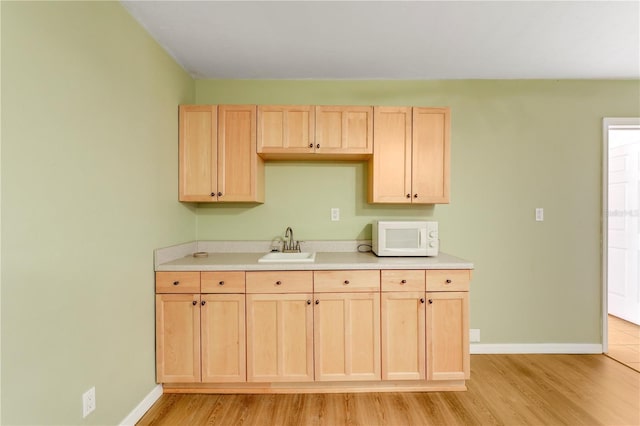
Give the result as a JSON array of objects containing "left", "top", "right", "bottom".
[{"left": 608, "top": 126, "right": 640, "bottom": 325}]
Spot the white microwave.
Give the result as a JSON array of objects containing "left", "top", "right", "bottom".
[{"left": 372, "top": 220, "right": 438, "bottom": 257}]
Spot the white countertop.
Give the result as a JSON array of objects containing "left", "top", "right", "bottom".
[{"left": 155, "top": 241, "right": 473, "bottom": 271}]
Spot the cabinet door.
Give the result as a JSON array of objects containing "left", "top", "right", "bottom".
[
  {"left": 217, "top": 105, "right": 264, "bottom": 202},
  {"left": 246, "top": 293, "right": 314, "bottom": 382},
  {"left": 315, "top": 106, "right": 373, "bottom": 154},
  {"left": 381, "top": 292, "right": 426, "bottom": 380},
  {"left": 314, "top": 292, "right": 381, "bottom": 381},
  {"left": 412, "top": 107, "right": 450, "bottom": 204},
  {"left": 201, "top": 294, "right": 246, "bottom": 383},
  {"left": 426, "top": 291, "right": 469, "bottom": 380},
  {"left": 257, "top": 105, "right": 314, "bottom": 154},
  {"left": 179, "top": 105, "right": 217, "bottom": 202},
  {"left": 156, "top": 294, "right": 201, "bottom": 383},
  {"left": 369, "top": 107, "right": 412, "bottom": 203}
]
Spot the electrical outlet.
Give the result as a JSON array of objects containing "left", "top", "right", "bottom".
[
  {"left": 535, "top": 208, "right": 544, "bottom": 221},
  {"left": 82, "top": 387, "right": 96, "bottom": 418},
  {"left": 331, "top": 208, "right": 340, "bottom": 221},
  {"left": 470, "top": 329, "right": 481, "bottom": 343}
]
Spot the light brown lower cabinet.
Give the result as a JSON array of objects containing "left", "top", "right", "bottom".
[
  {"left": 156, "top": 272, "right": 246, "bottom": 384},
  {"left": 156, "top": 293, "right": 201, "bottom": 383},
  {"left": 426, "top": 291, "right": 470, "bottom": 380},
  {"left": 314, "top": 292, "right": 381, "bottom": 381},
  {"left": 245, "top": 293, "right": 314, "bottom": 382},
  {"left": 156, "top": 268, "right": 471, "bottom": 392},
  {"left": 381, "top": 292, "right": 426, "bottom": 380},
  {"left": 200, "top": 294, "right": 246, "bottom": 383}
]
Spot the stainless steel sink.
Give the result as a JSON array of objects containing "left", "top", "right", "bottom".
[{"left": 258, "top": 252, "right": 316, "bottom": 263}]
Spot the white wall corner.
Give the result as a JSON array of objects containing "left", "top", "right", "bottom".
[
  {"left": 119, "top": 384, "right": 163, "bottom": 426},
  {"left": 470, "top": 343, "right": 603, "bottom": 354}
]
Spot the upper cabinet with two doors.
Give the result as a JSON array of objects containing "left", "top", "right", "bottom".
[
  {"left": 179, "top": 104, "right": 450, "bottom": 204},
  {"left": 369, "top": 107, "right": 450, "bottom": 204},
  {"left": 257, "top": 105, "right": 373, "bottom": 159},
  {"left": 179, "top": 105, "right": 264, "bottom": 203}
]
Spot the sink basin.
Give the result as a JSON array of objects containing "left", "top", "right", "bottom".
[{"left": 258, "top": 252, "right": 316, "bottom": 263}]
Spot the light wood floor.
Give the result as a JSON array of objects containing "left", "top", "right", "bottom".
[
  {"left": 137, "top": 354, "right": 640, "bottom": 426},
  {"left": 608, "top": 314, "right": 640, "bottom": 372}
]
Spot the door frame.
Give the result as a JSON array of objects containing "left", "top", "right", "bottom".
[{"left": 602, "top": 117, "right": 640, "bottom": 353}]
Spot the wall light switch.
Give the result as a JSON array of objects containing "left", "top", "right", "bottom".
[
  {"left": 536, "top": 208, "right": 544, "bottom": 222},
  {"left": 331, "top": 208, "right": 340, "bottom": 221}
]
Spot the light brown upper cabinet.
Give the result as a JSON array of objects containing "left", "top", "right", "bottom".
[
  {"left": 257, "top": 105, "right": 315, "bottom": 157},
  {"left": 315, "top": 106, "right": 373, "bottom": 156},
  {"left": 179, "top": 105, "right": 264, "bottom": 203},
  {"left": 257, "top": 105, "right": 373, "bottom": 159},
  {"left": 368, "top": 106, "right": 450, "bottom": 204}
]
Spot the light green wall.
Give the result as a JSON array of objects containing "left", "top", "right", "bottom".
[
  {"left": 1, "top": 2, "right": 195, "bottom": 425},
  {"left": 196, "top": 79, "right": 640, "bottom": 345}
]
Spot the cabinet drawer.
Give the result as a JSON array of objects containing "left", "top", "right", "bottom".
[
  {"left": 381, "top": 270, "right": 425, "bottom": 292},
  {"left": 246, "top": 271, "right": 313, "bottom": 293},
  {"left": 156, "top": 271, "right": 200, "bottom": 293},
  {"left": 201, "top": 271, "right": 245, "bottom": 293},
  {"left": 314, "top": 270, "right": 380, "bottom": 292},
  {"left": 426, "top": 270, "right": 470, "bottom": 292}
]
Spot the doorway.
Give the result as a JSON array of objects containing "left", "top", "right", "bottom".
[{"left": 603, "top": 117, "right": 640, "bottom": 370}]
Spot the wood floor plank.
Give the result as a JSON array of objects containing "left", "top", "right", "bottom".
[{"left": 137, "top": 354, "right": 640, "bottom": 426}]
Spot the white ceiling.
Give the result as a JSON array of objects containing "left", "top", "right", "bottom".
[{"left": 121, "top": 1, "right": 640, "bottom": 80}]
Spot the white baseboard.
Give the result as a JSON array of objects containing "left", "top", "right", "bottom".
[
  {"left": 471, "top": 343, "right": 603, "bottom": 354},
  {"left": 120, "top": 384, "right": 163, "bottom": 426}
]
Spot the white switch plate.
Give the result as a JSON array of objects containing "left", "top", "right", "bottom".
[
  {"left": 535, "top": 208, "right": 544, "bottom": 221},
  {"left": 331, "top": 208, "right": 340, "bottom": 221},
  {"left": 82, "top": 386, "right": 96, "bottom": 418},
  {"left": 470, "top": 329, "right": 481, "bottom": 343}
]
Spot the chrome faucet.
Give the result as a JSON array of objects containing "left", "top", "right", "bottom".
[{"left": 283, "top": 227, "right": 301, "bottom": 253}]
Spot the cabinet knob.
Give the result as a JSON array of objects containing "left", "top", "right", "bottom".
[
  {"left": 316, "top": 144, "right": 320, "bottom": 149},
  {"left": 219, "top": 281, "right": 224, "bottom": 286},
  {"left": 406, "top": 194, "right": 411, "bottom": 198},
  {"left": 276, "top": 281, "right": 282, "bottom": 286},
  {"left": 217, "top": 192, "right": 222, "bottom": 197},
  {"left": 401, "top": 280, "right": 407, "bottom": 284},
  {"left": 210, "top": 192, "right": 215, "bottom": 197},
  {"left": 192, "top": 300, "right": 197, "bottom": 306},
  {"left": 315, "top": 300, "right": 319, "bottom": 305},
  {"left": 414, "top": 194, "right": 418, "bottom": 198},
  {"left": 201, "top": 300, "right": 206, "bottom": 306},
  {"left": 309, "top": 143, "right": 313, "bottom": 148},
  {"left": 429, "top": 299, "right": 433, "bottom": 304},
  {"left": 173, "top": 281, "right": 180, "bottom": 286},
  {"left": 420, "top": 298, "right": 425, "bottom": 304},
  {"left": 344, "top": 280, "right": 350, "bottom": 285},
  {"left": 446, "top": 279, "right": 452, "bottom": 284},
  {"left": 307, "top": 300, "right": 311, "bottom": 305}
]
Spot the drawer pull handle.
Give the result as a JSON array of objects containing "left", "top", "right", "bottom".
[
  {"left": 219, "top": 281, "right": 224, "bottom": 286},
  {"left": 307, "top": 300, "right": 311, "bottom": 305},
  {"left": 446, "top": 279, "right": 452, "bottom": 284},
  {"left": 401, "top": 280, "right": 407, "bottom": 284},
  {"left": 420, "top": 298, "right": 425, "bottom": 304},
  {"left": 173, "top": 281, "right": 180, "bottom": 286},
  {"left": 344, "top": 280, "right": 350, "bottom": 285},
  {"left": 201, "top": 301, "right": 206, "bottom": 306},
  {"left": 276, "top": 281, "right": 282, "bottom": 286},
  {"left": 192, "top": 300, "right": 197, "bottom": 306}
]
